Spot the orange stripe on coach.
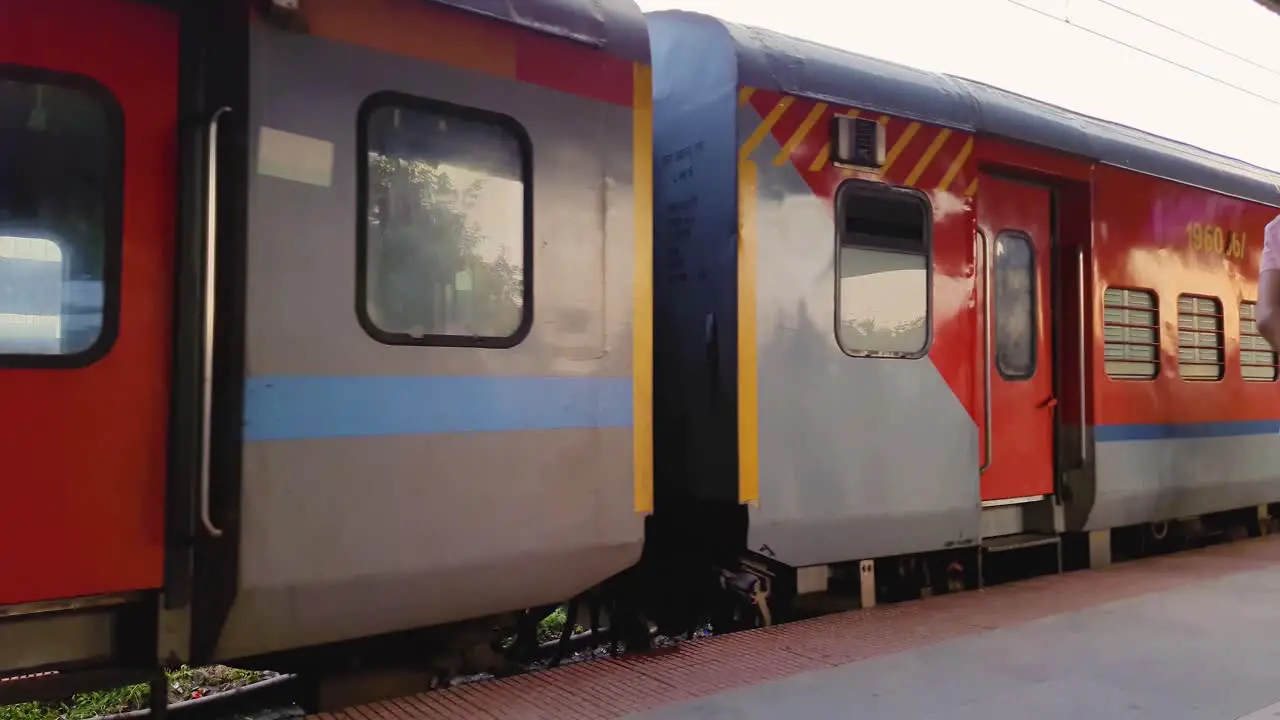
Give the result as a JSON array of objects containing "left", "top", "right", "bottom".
[{"left": 294, "top": 0, "right": 636, "bottom": 108}]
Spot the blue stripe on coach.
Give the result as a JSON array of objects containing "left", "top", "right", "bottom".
[
  {"left": 243, "top": 376, "right": 1280, "bottom": 445},
  {"left": 242, "top": 375, "right": 634, "bottom": 442},
  {"left": 1095, "top": 419, "right": 1280, "bottom": 443}
]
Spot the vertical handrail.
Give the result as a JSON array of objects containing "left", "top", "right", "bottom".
[
  {"left": 1077, "top": 245, "right": 1089, "bottom": 466},
  {"left": 979, "top": 228, "right": 993, "bottom": 474},
  {"left": 199, "top": 106, "right": 231, "bottom": 539}
]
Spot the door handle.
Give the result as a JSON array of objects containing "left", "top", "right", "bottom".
[
  {"left": 978, "top": 229, "right": 993, "bottom": 474},
  {"left": 1078, "top": 246, "right": 1090, "bottom": 467},
  {"left": 199, "top": 106, "right": 231, "bottom": 540},
  {"left": 1038, "top": 396, "right": 1058, "bottom": 410}
]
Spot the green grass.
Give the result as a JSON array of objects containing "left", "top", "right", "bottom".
[
  {"left": 4, "top": 609, "right": 583, "bottom": 720},
  {"left": 0, "top": 666, "right": 266, "bottom": 720},
  {"left": 536, "top": 606, "right": 586, "bottom": 643}
]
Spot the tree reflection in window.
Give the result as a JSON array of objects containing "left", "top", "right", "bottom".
[{"left": 361, "top": 99, "right": 529, "bottom": 345}]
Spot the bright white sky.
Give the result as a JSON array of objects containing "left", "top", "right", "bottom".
[{"left": 636, "top": 0, "right": 1280, "bottom": 176}]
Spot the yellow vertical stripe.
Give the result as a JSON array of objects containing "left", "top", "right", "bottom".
[
  {"left": 936, "top": 136, "right": 973, "bottom": 191},
  {"left": 881, "top": 121, "right": 919, "bottom": 175},
  {"left": 737, "top": 159, "right": 760, "bottom": 506},
  {"left": 738, "top": 86, "right": 755, "bottom": 106},
  {"left": 904, "top": 128, "right": 951, "bottom": 187},
  {"left": 740, "top": 96, "right": 794, "bottom": 162},
  {"left": 774, "top": 102, "right": 827, "bottom": 166},
  {"left": 631, "top": 63, "right": 654, "bottom": 514},
  {"left": 965, "top": 176, "right": 979, "bottom": 197}
]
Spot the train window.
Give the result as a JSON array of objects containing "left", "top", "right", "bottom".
[
  {"left": 1102, "top": 287, "right": 1158, "bottom": 380},
  {"left": 0, "top": 71, "right": 121, "bottom": 364},
  {"left": 1240, "top": 301, "right": 1278, "bottom": 382},
  {"left": 993, "top": 231, "right": 1036, "bottom": 380},
  {"left": 834, "top": 182, "right": 931, "bottom": 358},
  {"left": 1176, "top": 294, "right": 1224, "bottom": 381},
  {"left": 357, "top": 93, "right": 533, "bottom": 347}
]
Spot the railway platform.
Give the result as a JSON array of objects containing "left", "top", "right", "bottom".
[{"left": 309, "top": 535, "right": 1280, "bottom": 719}]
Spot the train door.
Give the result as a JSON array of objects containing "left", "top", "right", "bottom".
[
  {"left": 979, "top": 174, "right": 1056, "bottom": 502},
  {"left": 0, "top": 0, "right": 178, "bottom": 605}
]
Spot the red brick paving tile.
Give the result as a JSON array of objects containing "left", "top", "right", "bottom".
[
  {"left": 779, "top": 620, "right": 973, "bottom": 665},
  {"left": 371, "top": 696, "right": 409, "bottom": 717},
  {"left": 542, "top": 662, "right": 640, "bottom": 705},
  {"left": 349, "top": 703, "right": 389, "bottom": 720},
  {"left": 384, "top": 697, "right": 423, "bottom": 719},
  {"left": 349, "top": 704, "right": 385, "bottom": 720},
  {"left": 415, "top": 689, "right": 487, "bottom": 719},
  {"left": 308, "top": 535, "right": 1280, "bottom": 719},
  {"left": 525, "top": 673, "right": 612, "bottom": 720},
  {"left": 446, "top": 684, "right": 520, "bottom": 719},
  {"left": 493, "top": 677, "right": 574, "bottom": 720}
]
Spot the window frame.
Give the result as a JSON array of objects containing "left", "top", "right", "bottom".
[
  {"left": 1175, "top": 292, "right": 1225, "bottom": 382},
  {"left": 354, "top": 90, "right": 535, "bottom": 349},
  {"left": 1101, "top": 286, "right": 1160, "bottom": 381},
  {"left": 0, "top": 64, "right": 124, "bottom": 370},
  {"left": 992, "top": 229, "right": 1038, "bottom": 382},
  {"left": 832, "top": 179, "right": 934, "bottom": 360}
]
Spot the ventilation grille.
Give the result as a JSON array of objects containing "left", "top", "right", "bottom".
[
  {"left": 1103, "top": 287, "right": 1158, "bottom": 380},
  {"left": 1177, "top": 295, "right": 1223, "bottom": 381},
  {"left": 1240, "top": 301, "right": 1277, "bottom": 381}
]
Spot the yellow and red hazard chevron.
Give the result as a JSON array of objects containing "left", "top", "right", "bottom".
[{"left": 738, "top": 87, "right": 977, "bottom": 200}]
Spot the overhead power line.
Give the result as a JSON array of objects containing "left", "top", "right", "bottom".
[
  {"left": 1006, "top": 0, "right": 1280, "bottom": 107},
  {"left": 1092, "top": 0, "right": 1280, "bottom": 77}
]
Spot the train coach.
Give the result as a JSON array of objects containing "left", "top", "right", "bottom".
[
  {"left": 3, "top": 0, "right": 1280, "bottom": 709},
  {"left": 645, "top": 8, "right": 1280, "bottom": 622},
  {"left": 0, "top": 0, "right": 653, "bottom": 703},
  {"left": 640, "top": 9, "right": 1280, "bottom": 628}
]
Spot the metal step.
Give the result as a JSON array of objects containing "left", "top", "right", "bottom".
[
  {"left": 981, "top": 532, "right": 1060, "bottom": 553},
  {"left": 0, "top": 592, "right": 155, "bottom": 704}
]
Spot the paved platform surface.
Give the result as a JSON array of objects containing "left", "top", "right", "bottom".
[{"left": 313, "top": 535, "right": 1280, "bottom": 720}]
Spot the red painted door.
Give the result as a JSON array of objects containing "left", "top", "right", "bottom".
[
  {"left": 0, "top": 0, "right": 178, "bottom": 604},
  {"left": 979, "top": 175, "right": 1055, "bottom": 502}
]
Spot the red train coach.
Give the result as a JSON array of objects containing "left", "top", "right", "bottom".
[
  {"left": 1, "top": 0, "right": 653, "bottom": 705},
  {"left": 0, "top": 0, "right": 181, "bottom": 695},
  {"left": 642, "top": 9, "right": 1280, "bottom": 626}
]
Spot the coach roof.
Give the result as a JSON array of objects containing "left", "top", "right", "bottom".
[
  {"left": 661, "top": 11, "right": 1279, "bottom": 206},
  {"left": 426, "top": 0, "right": 650, "bottom": 63}
]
